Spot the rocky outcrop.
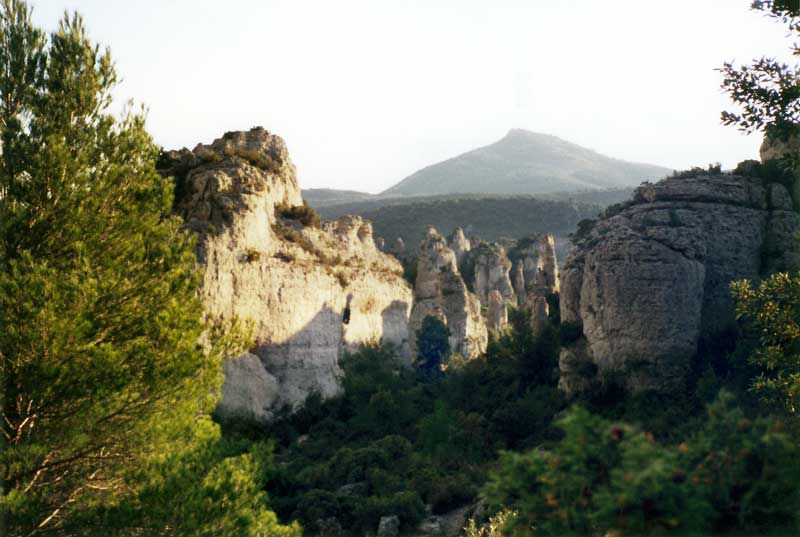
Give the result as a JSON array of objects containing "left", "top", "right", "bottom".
[
  {"left": 390, "top": 237, "right": 407, "bottom": 259},
  {"left": 512, "top": 234, "right": 559, "bottom": 302},
  {"left": 161, "top": 128, "right": 413, "bottom": 422},
  {"left": 559, "top": 172, "right": 800, "bottom": 396},
  {"left": 410, "top": 227, "right": 488, "bottom": 359},
  {"left": 449, "top": 227, "right": 471, "bottom": 265},
  {"left": 487, "top": 290, "right": 508, "bottom": 333},
  {"left": 471, "top": 243, "right": 516, "bottom": 307}
]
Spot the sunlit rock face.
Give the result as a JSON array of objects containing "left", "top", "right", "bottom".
[
  {"left": 448, "top": 227, "right": 471, "bottom": 265},
  {"left": 160, "top": 128, "right": 412, "bottom": 423},
  {"left": 471, "top": 243, "right": 516, "bottom": 308},
  {"left": 559, "top": 173, "right": 800, "bottom": 397},
  {"left": 486, "top": 290, "right": 508, "bottom": 334},
  {"left": 410, "top": 227, "right": 488, "bottom": 359}
]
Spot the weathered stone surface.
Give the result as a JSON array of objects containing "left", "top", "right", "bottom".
[
  {"left": 410, "top": 227, "right": 488, "bottom": 359},
  {"left": 559, "top": 173, "right": 800, "bottom": 396},
  {"left": 317, "top": 517, "right": 342, "bottom": 537},
  {"left": 519, "top": 233, "right": 560, "bottom": 297},
  {"left": 419, "top": 516, "right": 444, "bottom": 536},
  {"left": 487, "top": 290, "right": 508, "bottom": 334},
  {"left": 390, "top": 237, "right": 407, "bottom": 258},
  {"left": 449, "top": 227, "right": 471, "bottom": 265},
  {"left": 511, "top": 261, "right": 526, "bottom": 305},
  {"left": 526, "top": 295, "right": 550, "bottom": 337},
  {"left": 162, "top": 128, "right": 413, "bottom": 422},
  {"left": 216, "top": 352, "right": 280, "bottom": 423},
  {"left": 472, "top": 243, "right": 516, "bottom": 308},
  {"left": 760, "top": 132, "right": 800, "bottom": 162},
  {"left": 378, "top": 515, "right": 400, "bottom": 537}
]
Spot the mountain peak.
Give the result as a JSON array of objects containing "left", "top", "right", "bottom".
[{"left": 380, "top": 132, "right": 672, "bottom": 197}]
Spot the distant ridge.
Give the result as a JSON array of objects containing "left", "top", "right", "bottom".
[
  {"left": 381, "top": 129, "right": 672, "bottom": 197},
  {"left": 301, "top": 188, "right": 374, "bottom": 207}
]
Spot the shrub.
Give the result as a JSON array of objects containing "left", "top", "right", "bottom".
[
  {"left": 569, "top": 218, "right": 596, "bottom": 244},
  {"left": 485, "top": 406, "right": 712, "bottom": 537},
  {"left": 416, "top": 316, "right": 451, "bottom": 375},
  {"left": 485, "top": 392, "right": 800, "bottom": 537},
  {"left": 671, "top": 163, "right": 723, "bottom": 179},
  {"left": 276, "top": 202, "right": 321, "bottom": 228}
]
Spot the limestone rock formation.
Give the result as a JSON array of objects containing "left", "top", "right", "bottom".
[
  {"left": 410, "top": 227, "right": 488, "bottom": 359},
  {"left": 511, "top": 262, "right": 526, "bottom": 305},
  {"left": 559, "top": 172, "right": 800, "bottom": 396},
  {"left": 471, "top": 243, "right": 516, "bottom": 307},
  {"left": 512, "top": 234, "right": 559, "bottom": 303},
  {"left": 487, "top": 290, "right": 508, "bottom": 334},
  {"left": 160, "top": 128, "right": 413, "bottom": 422},
  {"left": 390, "top": 237, "right": 407, "bottom": 259},
  {"left": 449, "top": 227, "right": 471, "bottom": 265}
]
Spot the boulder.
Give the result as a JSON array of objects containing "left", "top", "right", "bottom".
[
  {"left": 419, "top": 516, "right": 444, "bottom": 536},
  {"left": 378, "top": 515, "right": 400, "bottom": 537}
]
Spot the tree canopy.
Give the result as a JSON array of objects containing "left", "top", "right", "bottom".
[{"left": 0, "top": 1, "right": 293, "bottom": 534}]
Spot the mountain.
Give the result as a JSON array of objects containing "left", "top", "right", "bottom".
[
  {"left": 301, "top": 188, "right": 374, "bottom": 207},
  {"left": 381, "top": 129, "right": 672, "bottom": 197}
]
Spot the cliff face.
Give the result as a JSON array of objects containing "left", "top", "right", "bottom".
[
  {"left": 471, "top": 243, "right": 517, "bottom": 308},
  {"left": 410, "top": 227, "right": 488, "bottom": 359},
  {"left": 559, "top": 172, "right": 800, "bottom": 396},
  {"left": 160, "top": 128, "right": 412, "bottom": 423}
]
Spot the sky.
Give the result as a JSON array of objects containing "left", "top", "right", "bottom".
[{"left": 32, "top": 0, "right": 795, "bottom": 193}]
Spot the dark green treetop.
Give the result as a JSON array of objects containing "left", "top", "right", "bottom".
[{"left": 0, "top": 1, "right": 292, "bottom": 534}]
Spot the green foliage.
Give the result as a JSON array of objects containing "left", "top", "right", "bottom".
[
  {"left": 69, "top": 420, "right": 301, "bottom": 536},
  {"left": 569, "top": 218, "right": 596, "bottom": 244},
  {"left": 670, "top": 162, "right": 723, "bottom": 179},
  {"left": 720, "top": 1, "right": 800, "bottom": 146},
  {"left": 0, "top": 2, "right": 286, "bottom": 534},
  {"left": 416, "top": 316, "right": 451, "bottom": 374},
  {"left": 317, "top": 196, "right": 600, "bottom": 253},
  {"left": 276, "top": 201, "right": 321, "bottom": 228},
  {"left": 401, "top": 255, "right": 418, "bottom": 286},
  {"left": 485, "top": 392, "right": 800, "bottom": 537},
  {"left": 732, "top": 272, "right": 800, "bottom": 414},
  {"left": 265, "top": 311, "right": 564, "bottom": 530}
]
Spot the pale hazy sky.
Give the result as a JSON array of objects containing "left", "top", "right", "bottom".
[{"left": 32, "top": 1, "right": 794, "bottom": 193}]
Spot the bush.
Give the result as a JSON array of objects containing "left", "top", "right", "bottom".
[
  {"left": 277, "top": 202, "right": 321, "bottom": 228},
  {"left": 416, "top": 316, "right": 451, "bottom": 375},
  {"left": 485, "top": 391, "right": 800, "bottom": 537},
  {"left": 671, "top": 163, "right": 723, "bottom": 179}
]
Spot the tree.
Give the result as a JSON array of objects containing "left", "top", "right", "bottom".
[
  {"left": 720, "top": 1, "right": 800, "bottom": 147},
  {"left": 484, "top": 393, "right": 800, "bottom": 536},
  {"left": 415, "top": 316, "right": 450, "bottom": 375},
  {"left": 0, "top": 2, "right": 288, "bottom": 534},
  {"left": 732, "top": 274, "right": 800, "bottom": 414}
]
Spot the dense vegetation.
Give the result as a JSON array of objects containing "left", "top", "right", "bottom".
[
  {"left": 318, "top": 196, "right": 600, "bottom": 252},
  {"left": 0, "top": 2, "right": 295, "bottom": 535},
  {"left": 249, "top": 273, "right": 800, "bottom": 536},
  {"left": 244, "top": 310, "right": 564, "bottom": 534}
]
